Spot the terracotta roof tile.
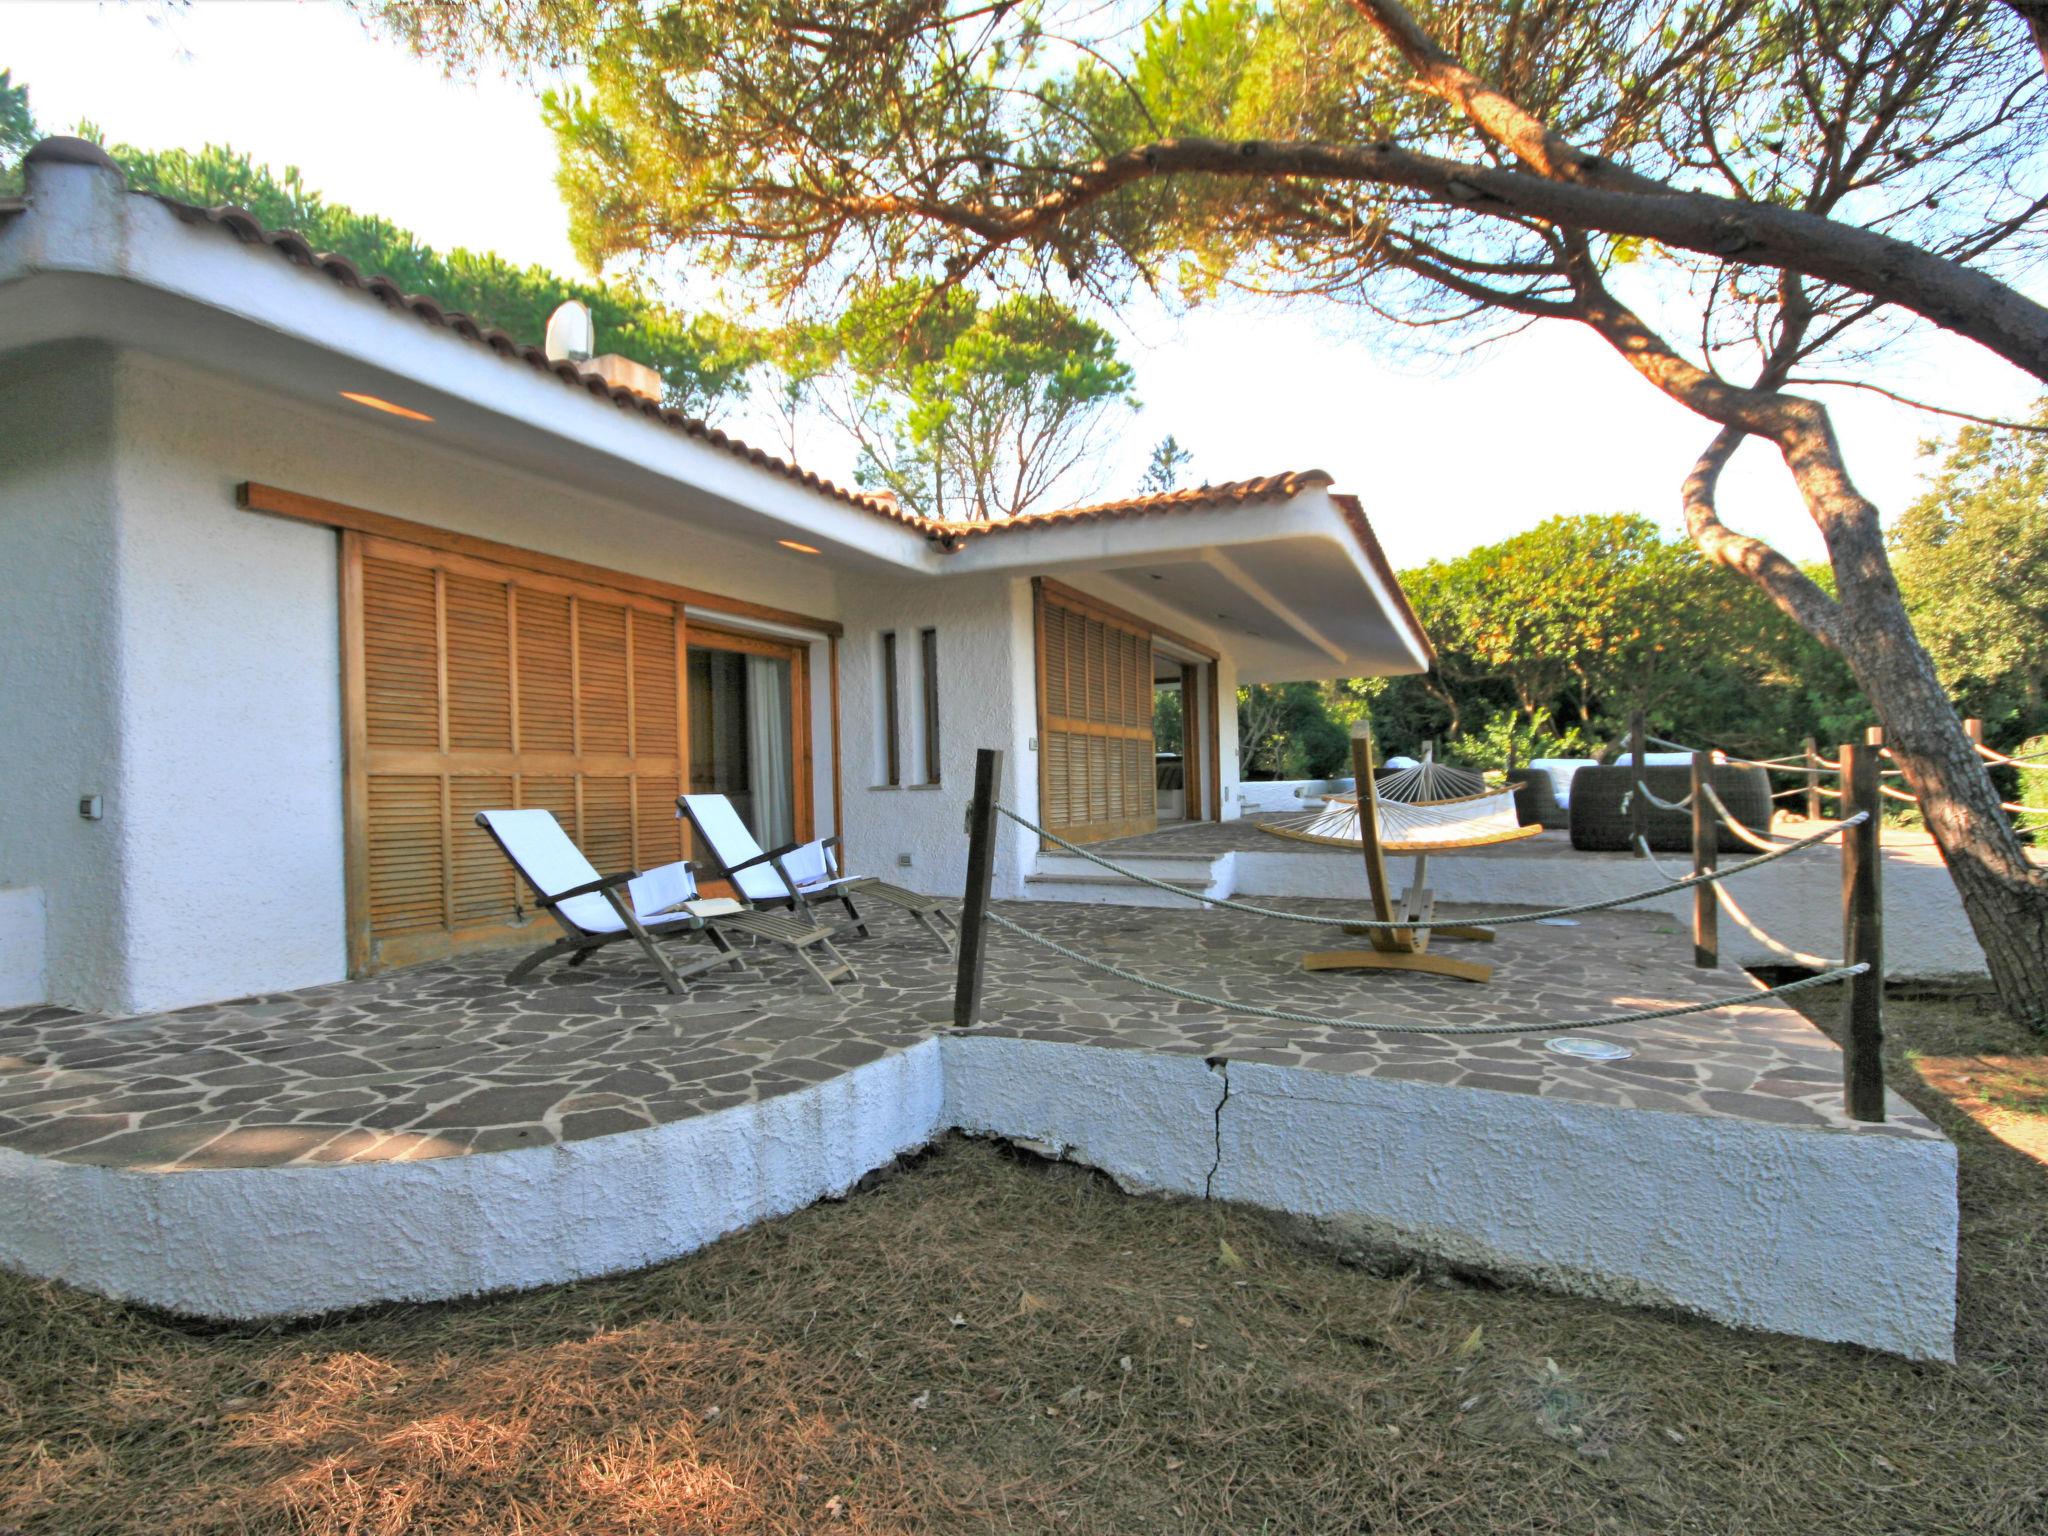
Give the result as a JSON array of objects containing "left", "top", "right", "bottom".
[
  {"left": 924, "top": 471, "right": 1335, "bottom": 544},
  {"left": 149, "top": 193, "right": 921, "bottom": 526}
]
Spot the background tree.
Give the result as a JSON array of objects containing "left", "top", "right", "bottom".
[
  {"left": 367, "top": 0, "right": 2048, "bottom": 1018},
  {"left": 0, "top": 70, "right": 34, "bottom": 196},
  {"left": 779, "top": 281, "right": 1135, "bottom": 520},
  {"left": 1892, "top": 405, "right": 2048, "bottom": 737},
  {"left": 1152, "top": 686, "right": 1184, "bottom": 755},
  {"left": 118, "top": 141, "right": 758, "bottom": 416},
  {"left": 0, "top": 79, "right": 757, "bottom": 415},
  {"left": 1140, "top": 435, "right": 1193, "bottom": 495},
  {"left": 1238, "top": 682, "right": 1352, "bottom": 778}
]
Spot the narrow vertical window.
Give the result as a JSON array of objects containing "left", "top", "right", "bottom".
[
  {"left": 920, "top": 627, "right": 941, "bottom": 783},
  {"left": 881, "top": 630, "right": 901, "bottom": 786}
]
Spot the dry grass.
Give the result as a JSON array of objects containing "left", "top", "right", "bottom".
[{"left": 4, "top": 997, "right": 2046, "bottom": 1535}]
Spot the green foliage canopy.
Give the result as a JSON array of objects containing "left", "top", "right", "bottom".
[
  {"left": 1891, "top": 404, "right": 2048, "bottom": 734},
  {"left": 0, "top": 70, "right": 34, "bottom": 196},
  {"left": 1240, "top": 513, "right": 1871, "bottom": 778},
  {"left": 780, "top": 280, "right": 1136, "bottom": 520},
  {"left": 105, "top": 141, "right": 759, "bottom": 416}
]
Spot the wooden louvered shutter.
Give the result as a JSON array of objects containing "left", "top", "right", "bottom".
[
  {"left": 1033, "top": 580, "right": 1158, "bottom": 845},
  {"left": 342, "top": 532, "right": 686, "bottom": 973}
]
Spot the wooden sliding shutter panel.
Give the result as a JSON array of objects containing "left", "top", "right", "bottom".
[
  {"left": 1035, "top": 581, "right": 1158, "bottom": 844},
  {"left": 343, "top": 532, "right": 687, "bottom": 972}
]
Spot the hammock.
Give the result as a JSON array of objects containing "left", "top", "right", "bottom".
[
  {"left": 1260, "top": 780, "right": 1544, "bottom": 853},
  {"left": 1292, "top": 725, "right": 1538, "bottom": 984}
]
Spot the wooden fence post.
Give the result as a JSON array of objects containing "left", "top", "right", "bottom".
[
  {"left": 1803, "top": 735, "right": 1821, "bottom": 823},
  {"left": 1865, "top": 724, "right": 1885, "bottom": 747},
  {"left": 952, "top": 748, "right": 1004, "bottom": 1029},
  {"left": 1840, "top": 742, "right": 1885, "bottom": 1122},
  {"left": 1963, "top": 716, "right": 1983, "bottom": 747},
  {"left": 1692, "top": 750, "right": 1717, "bottom": 969},
  {"left": 1629, "top": 710, "right": 1649, "bottom": 856}
]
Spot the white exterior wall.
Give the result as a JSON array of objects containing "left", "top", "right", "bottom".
[
  {"left": 836, "top": 570, "right": 1039, "bottom": 899},
  {"left": 9, "top": 350, "right": 857, "bottom": 1014},
  {"left": 110, "top": 355, "right": 350, "bottom": 1009},
  {"left": 0, "top": 344, "right": 126, "bottom": 1010},
  {"left": 1216, "top": 649, "right": 1242, "bottom": 820},
  {"left": 834, "top": 570, "right": 1252, "bottom": 899}
]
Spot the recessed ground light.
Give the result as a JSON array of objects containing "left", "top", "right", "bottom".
[
  {"left": 778, "top": 539, "right": 822, "bottom": 555},
  {"left": 340, "top": 391, "right": 434, "bottom": 422},
  {"left": 1546, "top": 1037, "right": 1634, "bottom": 1061}
]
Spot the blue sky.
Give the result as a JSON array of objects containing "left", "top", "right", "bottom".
[{"left": 9, "top": 0, "right": 2041, "bottom": 569}]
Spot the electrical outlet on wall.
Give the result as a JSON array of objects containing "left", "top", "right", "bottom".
[{"left": 897, "top": 852, "right": 913, "bottom": 868}]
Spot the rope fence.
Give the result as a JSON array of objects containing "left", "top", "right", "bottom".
[
  {"left": 952, "top": 733, "right": 1894, "bottom": 1123},
  {"left": 983, "top": 909, "right": 1865, "bottom": 1037},
  {"left": 996, "top": 802, "right": 1861, "bottom": 930}
]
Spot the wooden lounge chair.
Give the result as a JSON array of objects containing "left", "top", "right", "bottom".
[
  {"left": 474, "top": 809, "right": 852, "bottom": 994},
  {"left": 678, "top": 793, "right": 957, "bottom": 954},
  {"left": 1298, "top": 723, "right": 1533, "bottom": 985}
]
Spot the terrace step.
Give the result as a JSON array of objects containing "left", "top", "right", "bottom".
[
  {"left": 1023, "top": 849, "right": 1234, "bottom": 907},
  {"left": 1030, "top": 850, "right": 1222, "bottom": 883}
]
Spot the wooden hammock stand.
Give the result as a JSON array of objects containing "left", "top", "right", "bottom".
[{"left": 1301, "top": 722, "right": 1541, "bottom": 985}]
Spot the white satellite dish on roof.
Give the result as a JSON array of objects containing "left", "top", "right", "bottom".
[{"left": 544, "top": 299, "right": 595, "bottom": 364}]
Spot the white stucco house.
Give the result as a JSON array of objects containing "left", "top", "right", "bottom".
[{"left": 0, "top": 137, "right": 1432, "bottom": 1018}]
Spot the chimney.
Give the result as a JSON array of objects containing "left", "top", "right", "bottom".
[
  {"left": 19, "top": 138, "right": 130, "bottom": 260},
  {"left": 583, "top": 352, "right": 663, "bottom": 404}
]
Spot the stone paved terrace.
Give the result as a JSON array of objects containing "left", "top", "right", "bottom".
[
  {"left": 0, "top": 897, "right": 1935, "bottom": 1173},
  {"left": 0, "top": 898, "right": 1958, "bottom": 1354}
]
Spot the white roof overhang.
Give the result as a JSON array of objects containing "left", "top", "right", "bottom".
[{"left": 0, "top": 153, "right": 1428, "bottom": 681}]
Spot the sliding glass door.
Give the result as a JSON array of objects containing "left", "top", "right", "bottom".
[{"left": 686, "top": 629, "right": 810, "bottom": 862}]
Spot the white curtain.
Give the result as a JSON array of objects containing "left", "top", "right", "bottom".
[{"left": 745, "top": 655, "right": 795, "bottom": 849}]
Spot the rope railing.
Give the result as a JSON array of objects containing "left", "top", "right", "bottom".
[
  {"left": 1711, "top": 880, "right": 1847, "bottom": 971},
  {"left": 1977, "top": 741, "right": 2048, "bottom": 769},
  {"left": 1877, "top": 779, "right": 2037, "bottom": 814},
  {"left": 1699, "top": 782, "right": 1798, "bottom": 853},
  {"left": 949, "top": 741, "right": 1894, "bottom": 1122},
  {"left": 1622, "top": 781, "right": 1694, "bottom": 814},
  {"left": 983, "top": 909, "right": 1866, "bottom": 1036},
  {"left": 995, "top": 803, "right": 1862, "bottom": 931}
]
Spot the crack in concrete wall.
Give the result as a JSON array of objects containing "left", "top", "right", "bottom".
[{"left": 1204, "top": 1056, "right": 1230, "bottom": 1199}]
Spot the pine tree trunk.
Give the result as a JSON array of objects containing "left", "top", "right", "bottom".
[
  {"left": 1828, "top": 532, "right": 2048, "bottom": 1025},
  {"left": 1577, "top": 273, "right": 2048, "bottom": 1026},
  {"left": 1780, "top": 409, "right": 2048, "bottom": 1025}
]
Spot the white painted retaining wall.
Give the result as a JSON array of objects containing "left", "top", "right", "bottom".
[
  {"left": 0, "top": 1031, "right": 1958, "bottom": 1358},
  {"left": 0, "top": 1042, "right": 946, "bottom": 1319}
]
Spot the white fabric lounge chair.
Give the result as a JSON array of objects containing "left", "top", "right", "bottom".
[
  {"left": 476, "top": 808, "right": 859, "bottom": 994},
  {"left": 678, "top": 793, "right": 957, "bottom": 954},
  {"left": 474, "top": 809, "right": 747, "bottom": 994}
]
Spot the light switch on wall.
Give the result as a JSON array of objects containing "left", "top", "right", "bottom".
[{"left": 79, "top": 794, "right": 103, "bottom": 820}]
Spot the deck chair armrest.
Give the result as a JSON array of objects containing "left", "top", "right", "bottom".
[
  {"left": 722, "top": 840, "right": 808, "bottom": 877},
  {"left": 537, "top": 869, "right": 638, "bottom": 908}
]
